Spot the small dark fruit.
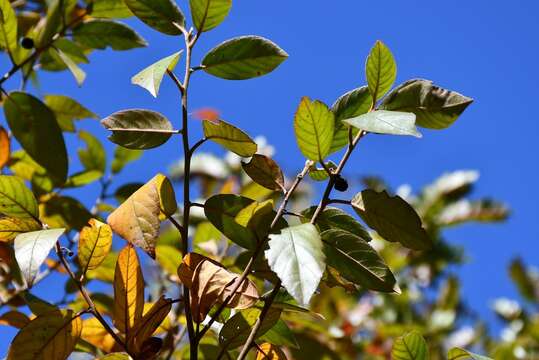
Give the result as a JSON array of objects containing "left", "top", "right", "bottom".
[
  {"left": 21, "top": 37, "right": 34, "bottom": 49},
  {"left": 334, "top": 175, "right": 349, "bottom": 192}
]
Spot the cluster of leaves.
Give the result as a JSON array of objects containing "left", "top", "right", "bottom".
[{"left": 0, "top": 0, "right": 520, "bottom": 359}]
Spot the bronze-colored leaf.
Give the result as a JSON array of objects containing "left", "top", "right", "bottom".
[
  {"left": 0, "top": 126, "right": 10, "bottom": 169},
  {"left": 242, "top": 154, "right": 285, "bottom": 192},
  {"left": 113, "top": 245, "right": 145, "bottom": 342},
  {"left": 0, "top": 310, "right": 30, "bottom": 329},
  {"left": 129, "top": 295, "right": 172, "bottom": 353},
  {"left": 81, "top": 317, "right": 117, "bottom": 353},
  {"left": 256, "top": 342, "right": 288, "bottom": 359}
]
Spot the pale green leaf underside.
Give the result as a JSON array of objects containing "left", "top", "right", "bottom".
[
  {"left": 344, "top": 110, "right": 422, "bottom": 138},
  {"left": 131, "top": 51, "right": 182, "bottom": 97},
  {"left": 14, "top": 228, "right": 65, "bottom": 287},
  {"left": 294, "top": 97, "right": 335, "bottom": 161},
  {"left": 265, "top": 223, "right": 325, "bottom": 306},
  {"left": 202, "top": 35, "right": 288, "bottom": 80}
]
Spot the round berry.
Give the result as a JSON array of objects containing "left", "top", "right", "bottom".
[
  {"left": 21, "top": 37, "right": 34, "bottom": 49},
  {"left": 334, "top": 175, "right": 349, "bottom": 192}
]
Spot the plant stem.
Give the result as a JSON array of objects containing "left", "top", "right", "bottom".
[
  {"left": 236, "top": 130, "right": 366, "bottom": 360},
  {"left": 196, "top": 162, "right": 312, "bottom": 342}
]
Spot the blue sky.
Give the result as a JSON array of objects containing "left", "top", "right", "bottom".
[{"left": 1, "top": 0, "right": 539, "bottom": 352}]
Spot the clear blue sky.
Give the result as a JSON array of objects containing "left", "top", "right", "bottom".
[{"left": 1, "top": 0, "right": 538, "bottom": 352}]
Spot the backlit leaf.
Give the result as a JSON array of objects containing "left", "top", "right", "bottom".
[
  {"left": 256, "top": 343, "right": 287, "bottom": 360},
  {"left": 95, "top": 353, "right": 131, "bottom": 360},
  {"left": 0, "top": 310, "right": 30, "bottom": 329},
  {"left": 0, "top": 216, "right": 41, "bottom": 242},
  {"left": 73, "top": 19, "right": 147, "bottom": 50},
  {"left": 202, "top": 36, "right": 288, "bottom": 80},
  {"left": 392, "top": 331, "right": 428, "bottom": 360},
  {"left": 509, "top": 258, "right": 538, "bottom": 303},
  {"left": 242, "top": 154, "right": 285, "bottom": 192},
  {"left": 132, "top": 51, "right": 182, "bottom": 97},
  {"left": 261, "top": 320, "right": 299, "bottom": 349},
  {"left": 107, "top": 174, "right": 176, "bottom": 258},
  {"left": 129, "top": 295, "right": 172, "bottom": 352},
  {"left": 92, "top": 0, "right": 133, "bottom": 18},
  {"left": 4, "top": 92, "right": 68, "bottom": 183},
  {"left": 78, "top": 219, "right": 113, "bottom": 274},
  {"left": 448, "top": 347, "right": 492, "bottom": 360},
  {"left": 308, "top": 161, "right": 336, "bottom": 182},
  {"left": 81, "top": 317, "right": 117, "bottom": 353},
  {"left": 53, "top": 47, "right": 86, "bottom": 86},
  {"left": 294, "top": 97, "right": 334, "bottom": 161},
  {"left": 204, "top": 194, "right": 258, "bottom": 249},
  {"left": 14, "top": 228, "right": 64, "bottom": 287},
  {"left": 7, "top": 309, "right": 82, "bottom": 360},
  {"left": 102, "top": 109, "right": 176, "bottom": 150},
  {"left": 64, "top": 170, "right": 103, "bottom": 188},
  {"left": 330, "top": 86, "right": 371, "bottom": 153},
  {"left": 352, "top": 190, "right": 432, "bottom": 250},
  {"left": 40, "top": 195, "right": 92, "bottom": 231},
  {"left": 0, "top": 0, "right": 18, "bottom": 63},
  {"left": 302, "top": 206, "right": 371, "bottom": 242},
  {"left": 203, "top": 119, "right": 257, "bottom": 157},
  {"left": 44, "top": 95, "right": 97, "bottom": 132},
  {"left": 190, "top": 0, "right": 232, "bottom": 32},
  {"left": 379, "top": 79, "right": 473, "bottom": 129},
  {"left": 124, "top": 0, "right": 185, "bottom": 35},
  {"left": 113, "top": 245, "right": 145, "bottom": 341},
  {"left": 0, "top": 126, "right": 9, "bottom": 168},
  {"left": 78, "top": 130, "right": 106, "bottom": 173},
  {"left": 366, "top": 40, "right": 396, "bottom": 102},
  {"left": 112, "top": 146, "right": 142, "bottom": 174},
  {"left": 265, "top": 223, "right": 325, "bottom": 306},
  {"left": 321, "top": 229, "right": 397, "bottom": 292},
  {"left": 344, "top": 110, "right": 421, "bottom": 137},
  {"left": 0, "top": 175, "right": 39, "bottom": 220},
  {"left": 219, "top": 308, "right": 281, "bottom": 349}
]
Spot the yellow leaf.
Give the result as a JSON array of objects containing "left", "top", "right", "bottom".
[
  {"left": 113, "top": 245, "right": 144, "bottom": 342},
  {"left": 129, "top": 295, "right": 172, "bottom": 352},
  {"left": 235, "top": 199, "right": 273, "bottom": 227},
  {"left": 78, "top": 218, "right": 113, "bottom": 273},
  {"left": 7, "top": 309, "right": 82, "bottom": 360},
  {"left": 178, "top": 253, "right": 259, "bottom": 323},
  {"left": 81, "top": 317, "right": 117, "bottom": 353},
  {"left": 107, "top": 173, "right": 176, "bottom": 258},
  {"left": 256, "top": 343, "right": 287, "bottom": 360},
  {"left": 0, "top": 216, "right": 41, "bottom": 242},
  {"left": 0, "top": 310, "right": 30, "bottom": 329}
]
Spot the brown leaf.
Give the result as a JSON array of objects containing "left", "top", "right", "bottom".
[
  {"left": 113, "top": 245, "right": 145, "bottom": 342},
  {"left": 0, "top": 126, "right": 10, "bottom": 169},
  {"left": 0, "top": 310, "right": 30, "bottom": 329},
  {"left": 178, "top": 253, "right": 259, "bottom": 323},
  {"left": 242, "top": 154, "right": 285, "bottom": 192},
  {"left": 7, "top": 309, "right": 82, "bottom": 360},
  {"left": 107, "top": 174, "right": 176, "bottom": 258},
  {"left": 129, "top": 295, "right": 172, "bottom": 353}
]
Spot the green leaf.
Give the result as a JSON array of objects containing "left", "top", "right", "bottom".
[
  {"left": 241, "top": 154, "right": 284, "bottom": 191},
  {"left": 73, "top": 19, "right": 147, "bottom": 50},
  {"left": 44, "top": 95, "right": 97, "bottom": 133},
  {"left": 448, "top": 347, "right": 492, "bottom": 360},
  {"left": 366, "top": 40, "right": 396, "bottom": 102},
  {"left": 261, "top": 319, "right": 299, "bottom": 349},
  {"left": 0, "top": 175, "right": 39, "bottom": 221},
  {"left": 203, "top": 194, "right": 258, "bottom": 250},
  {"left": 114, "top": 183, "right": 143, "bottom": 203},
  {"left": 14, "top": 228, "right": 65, "bottom": 287},
  {"left": 131, "top": 51, "right": 182, "bottom": 97},
  {"left": 392, "top": 331, "right": 428, "bottom": 360},
  {"left": 294, "top": 97, "right": 334, "bottom": 161},
  {"left": 111, "top": 146, "right": 142, "bottom": 174},
  {"left": 190, "top": 0, "right": 232, "bottom": 32},
  {"left": 202, "top": 119, "right": 257, "bottom": 157},
  {"left": 101, "top": 109, "right": 176, "bottom": 149},
  {"left": 40, "top": 195, "right": 92, "bottom": 231},
  {"left": 92, "top": 0, "right": 133, "bottom": 18},
  {"left": 321, "top": 229, "right": 397, "bottom": 292},
  {"left": 124, "top": 0, "right": 185, "bottom": 35},
  {"left": 4, "top": 92, "right": 68, "bottom": 184},
  {"left": 265, "top": 223, "right": 325, "bottom": 306},
  {"left": 202, "top": 35, "right": 288, "bottom": 80},
  {"left": 379, "top": 79, "right": 473, "bottom": 129},
  {"left": 330, "top": 86, "right": 372, "bottom": 153},
  {"left": 0, "top": 0, "right": 18, "bottom": 63},
  {"left": 78, "top": 130, "right": 106, "bottom": 173},
  {"left": 0, "top": 217, "right": 42, "bottom": 243},
  {"left": 219, "top": 308, "right": 281, "bottom": 349},
  {"left": 155, "top": 244, "right": 182, "bottom": 276},
  {"left": 344, "top": 110, "right": 422, "bottom": 138},
  {"left": 64, "top": 170, "right": 103, "bottom": 188},
  {"left": 41, "top": 39, "right": 89, "bottom": 72},
  {"left": 302, "top": 206, "right": 371, "bottom": 242},
  {"left": 509, "top": 258, "right": 538, "bottom": 303},
  {"left": 53, "top": 47, "right": 86, "bottom": 86},
  {"left": 352, "top": 190, "right": 432, "bottom": 250}
]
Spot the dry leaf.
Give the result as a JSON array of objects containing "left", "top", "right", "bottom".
[
  {"left": 113, "top": 245, "right": 144, "bottom": 342},
  {"left": 0, "top": 310, "right": 30, "bottom": 329},
  {"left": 178, "top": 253, "right": 259, "bottom": 323},
  {"left": 7, "top": 309, "right": 82, "bottom": 360},
  {"left": 107, "top": 173, "right": 176, "bottom": 258}
]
